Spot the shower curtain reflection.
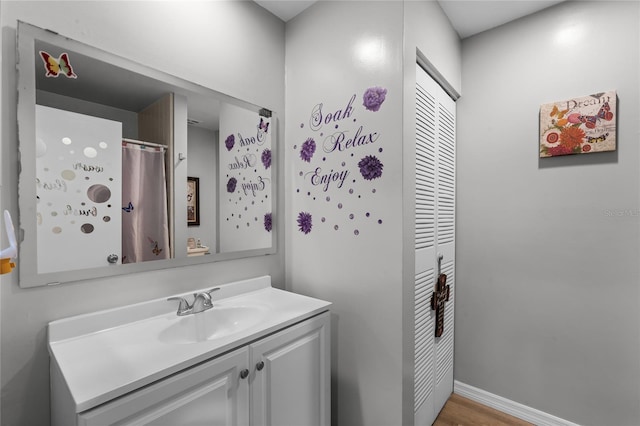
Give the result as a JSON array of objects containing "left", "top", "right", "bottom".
[{"left": 121, "top": 142, "right": 170, "bottom": 263}]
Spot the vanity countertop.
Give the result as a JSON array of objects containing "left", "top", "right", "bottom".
[{"left": 48, "top": 276, "right": 331, "bottom": 413}]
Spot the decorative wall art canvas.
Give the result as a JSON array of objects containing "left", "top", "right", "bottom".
[
  {"left": 187, "top": 177, "right": 200, "bottom": 226},
  {"left": 539, "top": 90, "right": 616, "bottom": 157}
]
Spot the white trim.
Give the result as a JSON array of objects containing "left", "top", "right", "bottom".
[
  {"left": 416, "top": 50, "right": 460, "bottom": 102},
  {"left": 454, "top": 381, "right": 582, "bottom": 426}
]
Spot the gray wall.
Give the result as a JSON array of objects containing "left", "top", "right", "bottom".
[
  {"left": 455, "top": 1, "right": 640, "bottom": 425},
  {"left": 0, "top": 2, "right": 285, "bottom": 425},
  {"left": 285, "top": 1, "right": 461, "bottom": 425},
  {"left": 286, "top": 3, "right": 405, "bottom": 424},
  {"left": 187, "top": 126, "right": 217, "bottom": 250}
]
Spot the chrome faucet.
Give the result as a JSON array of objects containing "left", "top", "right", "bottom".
[{"left": 167, "top": 288, "right": 220, "bottom": 316}]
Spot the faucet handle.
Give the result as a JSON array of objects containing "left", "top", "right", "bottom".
[
  {"left": 206, "top": 287, "right": 221, "bottom": 297},
  {"left": 199, "top": 287, "right": 220, "bottom": 307},
  {"left": 167, "top": 296, "right": 192, "bottom": 316},
  {"left": 204, "top": 288, "right": 221, "bottom": 307},
  {"left": 193, "top": 288, "right": 221, "bottom": 312}
]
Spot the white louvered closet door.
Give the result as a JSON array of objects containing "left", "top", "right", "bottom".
[{"left": 414, "top": 63, "right": 456, "bottom": 426}]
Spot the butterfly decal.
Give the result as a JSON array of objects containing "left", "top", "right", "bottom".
[
  {"left": 257, "top": 118, "right": 270, "bottom": 142},
  {"left": 258, "top": 117, "right": 270, "bottom": 133},
  {"left": 39, "top": 51, "right": 77, "bottom": 79},
  {"left": 147, "top": 237, "right": 163, "bottom": 256},
  {"left": 122, "top": 201, "right": 134, "bottom": 212}
]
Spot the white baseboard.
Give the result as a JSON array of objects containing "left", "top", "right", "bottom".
[{"left": 453, "top": 381, "right": 581, "bottom": 426}]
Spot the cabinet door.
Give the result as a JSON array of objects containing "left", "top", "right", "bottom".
[
  {"left": 250, "top": 312, "right": 330, "bottom": 426},
  {"left": 78, "top": 348, "right": 249, "bottom": 426}
]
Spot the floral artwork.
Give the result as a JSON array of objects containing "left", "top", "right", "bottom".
[
  {"left": 261, "top": 148, "right": 271, "bottom": 169},
  {"left": 297, "top": 211, "right": 312, "bottom": 234},
  {"left": 358, "top": 155, "right": 383, "bottom": 180},
  {"left": 225, "top": 134, "right": 235, "bottom": 151},
  {"left": 540, "top": 90, "right": 616, "bottom": 157},
  {"left": 226, "top": 177, "right": 237, "bottom": 193},
  {"left": 300, "top": 138, "right": 316, "bottom": 162},
  {"left": 264, "top": 212, "right": 272, "bottom": 232},
  {"left": 363, "top": 86, "right": 387, "bottom": 112}
]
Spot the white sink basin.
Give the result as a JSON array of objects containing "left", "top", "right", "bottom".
[
  {"left": 159, "top": 304, "right": 269, "bottom": 344},
  {"left": 48, "top": 276, "right": 332, "bottom": 413}
]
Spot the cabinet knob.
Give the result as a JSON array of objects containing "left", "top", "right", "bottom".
[
  {"left": 240, "top": 369, "right": 249, "bottom": 379},
  {"left": 256, "top": 361, "right": 265, "bottom": 371}
]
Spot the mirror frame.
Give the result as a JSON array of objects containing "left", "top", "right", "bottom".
[{"left": 17, "top": 21, "right": 277, "bottom": 288}]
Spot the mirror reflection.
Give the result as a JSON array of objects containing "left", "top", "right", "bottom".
[{"left": 17, "top": 22, "right": 275, "bottom": 287}]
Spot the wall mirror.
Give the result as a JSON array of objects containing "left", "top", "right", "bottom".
[{"left": 17, "top": 21, "right": 276, "bottom": 288}]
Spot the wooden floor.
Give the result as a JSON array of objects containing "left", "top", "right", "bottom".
[{"left": 434, "top": 394, "right": 534, "bottom": 426}]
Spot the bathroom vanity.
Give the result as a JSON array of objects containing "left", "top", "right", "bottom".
[{"left": 48, "top": 276, "right": 331, "bottom": 425}]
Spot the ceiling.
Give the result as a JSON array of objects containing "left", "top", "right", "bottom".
[{"left": 255, "top": 0, "right": 566, "bottom": 39}]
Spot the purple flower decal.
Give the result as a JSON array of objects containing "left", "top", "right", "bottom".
[
  {"left": 300, "top": 138, "right": 316, "bottom": 162},
  {"left": 362, "top": 86, "right": 387, "bottom": 112},
  {"left": 358, "top": 155, "right": 383, "bottom": 180},
  {"left": 225, "top": 134, "right": 235, "bottom": 151},
  {"left": 262, "top": 148, "right": 272, "bottom": 169},
  {"left": 227, "top": 177, "right": 237, "bottom": 193},
  {"left": 297, "top": 211, "right": 312, "bottom": 234},
  {"left": 264, "top": 212, "right": 272, "bottom": 232}
]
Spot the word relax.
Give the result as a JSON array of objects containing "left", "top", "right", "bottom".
[
  {"left": 229, "top": 154, "right": 256, "bottom": 170},
  {"left": 323, "top": 125, "right": 379, "bottom": 153}
]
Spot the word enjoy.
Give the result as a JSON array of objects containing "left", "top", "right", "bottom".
[
  {"left": 309, "top": 94, "right": 355, "bottom": 131},
  {"left": 242, "top": 177, "right": 266, "bottom": 197},
  {"left": 308, "top": 167, "right": 349, "bottom": 192}
]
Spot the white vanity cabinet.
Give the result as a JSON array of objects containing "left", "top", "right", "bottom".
[
  {"left": 77, "top": 347, "right": 249, "bottom": 426},
  {"left": 250, "top": 312, "right": 330, "bottom": 425},
  {"left": 77, "top": 312, "right": 330, "bottom": 426},
  {"left": 49, "top": 277, "right": 332, "bottom": 426},
  {"left": 74, "top": 312, "right": 330, "bottom": 426}
]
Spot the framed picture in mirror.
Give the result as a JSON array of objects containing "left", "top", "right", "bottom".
[{"left": 187, "top": 177, "right": 200, "bottom": 226}]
